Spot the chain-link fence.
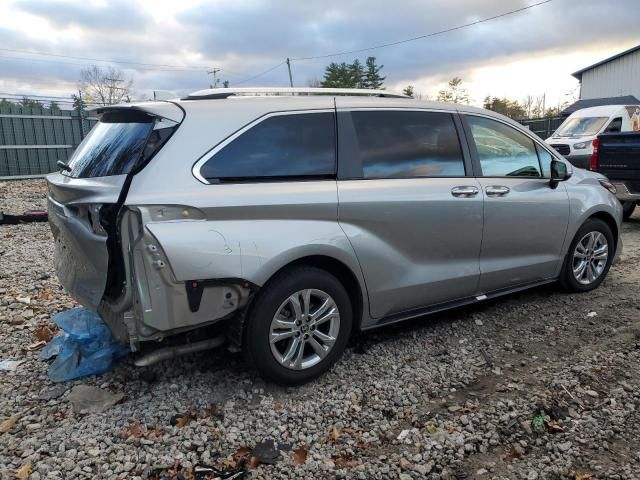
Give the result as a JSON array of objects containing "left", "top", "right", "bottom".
[{"left": 0, "top": 105, "right": 97, "bottom": 177}]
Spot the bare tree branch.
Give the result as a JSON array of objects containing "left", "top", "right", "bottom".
[{"left": 79, "top": 65, "right": 133, "bottom": 105}]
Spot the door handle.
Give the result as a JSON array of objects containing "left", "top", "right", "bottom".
[
  {"left": 451, "top": 186, "right": 479, "bottom": 198},
  {"left": 485, "top": 185, "right": 510, "bottom": 197}
]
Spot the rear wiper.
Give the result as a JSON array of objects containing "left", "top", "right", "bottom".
[{"left": 56, "top": 160, "right": 72, "bottom": 172}]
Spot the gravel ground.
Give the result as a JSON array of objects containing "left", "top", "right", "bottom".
[{"left": 1, "top": 179, "right": 640, "bottom": 480}]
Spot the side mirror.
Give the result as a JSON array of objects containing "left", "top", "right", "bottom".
[{"left": 550, "top": 159, "right": 571, "bottom": 188}]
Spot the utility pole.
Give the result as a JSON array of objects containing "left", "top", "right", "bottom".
[
  {"left": 286, "top": 58, "right": 294, "bottom": 87},
  {"left": 207, "top": 68, "right": 221, "bottom": 88},
  {"left": 104, "top": 77, "right": 126, "bottom": 104}
]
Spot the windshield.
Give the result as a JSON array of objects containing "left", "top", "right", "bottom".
[
  {"left": 554, "top": 116, "right": 608, "bottom": 137},
  {"left": 65, "top": 111, "right": 153, "bottom": 178}
]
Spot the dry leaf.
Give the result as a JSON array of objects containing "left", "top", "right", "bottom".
[
  {"left": 37, "top": 288, "right": 53, "bottom": 301},
  {"left": 15, "top": 462, "right": 32, "bottom": 479},
  {"left": 121, "top": 421, "right": 145, "bottom": 439},
  {"left": 248, "top": 456, "right": 260, "bottom": 469},
  {"left": 292, "top": 447, "right": 308, "bottom": 465},
  {"left": 175, "top": 416, "right": 188, "bottom": 428},
  {"left": 0, "top": 416, "right": 18, "bottom": 433},
  {"left": 333, "top": 453, "right": 358, "bottom": 468},
  {"left": 576, "top": 473, "right": 592, "bottom": 480},
  {"left": 329, "top": 426, "right": 340, "bottom": 442},
  {"left": 35, "top": 325, "right": 55, "bottom": 342},
  {"left": 273, "top": 401, "right": 282, "bottom": 412},
  {"left": 504, "top": 446, "right": 522, "bottom": 462},
  {"left": 546, "top": 420, "right": 564, "bottom": 433},
  {"left": 425, "top": 422, "right": 438, "bottom": 434}
]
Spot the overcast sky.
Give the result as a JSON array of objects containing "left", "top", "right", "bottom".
[{"left": 0, "top": 0, "right": 639, "bottom": 108}]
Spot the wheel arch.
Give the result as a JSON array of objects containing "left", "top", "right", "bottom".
[
  {"left": 249, "top": 254, "right": 366, "bottom": 333},
  {"left": 588, "top": 210, "right": 619, "bottom": 253}
]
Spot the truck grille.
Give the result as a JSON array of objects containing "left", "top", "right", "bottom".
[{"left": 550, "top": 144, "right": 570, "bottom": 156}]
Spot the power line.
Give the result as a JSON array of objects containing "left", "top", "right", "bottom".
[
  {"left": 290, "top": 0, "right": 554, "bottom": 61},
  {"left": 0, "top": 47, "right": 212, "bottom": 71},
  {"left": 0, "top": 92, "right": 75, "bottom": 100},
  {"left": 233, "top": 62, "right": 286, "bottom": 85},
  {"left": 0, "top": 53, "right": 209, "bottom": 73}
]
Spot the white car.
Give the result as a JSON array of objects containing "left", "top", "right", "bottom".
[{"left": 546, "top": 104, "right": 639, "bottom": 168}]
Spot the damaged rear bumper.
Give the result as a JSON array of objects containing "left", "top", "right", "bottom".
[{"left": 100, "top": 207, "right": 253, "bottom": 350}]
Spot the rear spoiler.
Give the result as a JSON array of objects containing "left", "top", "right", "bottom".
[{"left": 90, "top": 102, "right": 184, "bottom": 123}]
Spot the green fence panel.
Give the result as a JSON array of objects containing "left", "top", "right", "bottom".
[{"left": 0, "top": 106, "right": 97, "bottom": 176}]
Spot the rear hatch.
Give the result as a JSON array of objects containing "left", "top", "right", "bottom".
[
  {"left": 595, "top": 132, "right": 640, "bottom": 192},
  {"left": 47, "top": 103, "right": 183, "bottom": 310}
]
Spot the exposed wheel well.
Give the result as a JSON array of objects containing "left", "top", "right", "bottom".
[
  {"left": 588, "top": 211, "right": 619, "bottom": 252},
  {"left": 261, "top": 255, "right": 364, "bottom": 332}
]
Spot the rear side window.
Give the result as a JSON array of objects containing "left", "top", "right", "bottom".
[
  {"left": 66, "top": 111, "right": 154, "bottom": 178},
  {"left": 350, "top": 110, "right": 465, "bottom": 179},
  {"left": 200, "top": 112, "right": 336, "bottom": 182},
  {"left": 467, "top": 115, "right": 542, "bottom": 177}
]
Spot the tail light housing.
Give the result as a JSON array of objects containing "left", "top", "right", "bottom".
[{"left": 589, "top": 138, "right": 599, "bottom": 170}]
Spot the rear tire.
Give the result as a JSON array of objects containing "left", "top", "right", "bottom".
[
  {"left": 622, "top": 201, "right": 636, "bottom": 221},
  {"left": 559, "top": 218, "right": 614, "bottom": 292},
  {"left": 244, "top": 266, "right": 352, "bottom": 385}
]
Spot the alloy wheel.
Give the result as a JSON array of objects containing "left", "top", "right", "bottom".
[
  {"left": 572, "top": 231, "right": 609, "bottom": 285},
  {"left": 269, "top": 289, "right": 341, "bottom": 370}
]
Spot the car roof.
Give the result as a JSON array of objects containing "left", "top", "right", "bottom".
[
  {"left": 569, "top": 105, "right": 633, "bottom": 117},
  {"left": 108, "top": 88, "right": 520, "bottom": 131}
]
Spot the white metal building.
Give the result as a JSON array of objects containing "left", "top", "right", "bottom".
[{"left": 573, "top": 44, "right": 640, "bottom": 100}]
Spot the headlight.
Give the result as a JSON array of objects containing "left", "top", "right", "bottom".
[
  {"left": 573, "top": 141, "right": 589, "bottom": 150},
  {"left": 599, "top": 180, "right": 617, "bottom": 195}
]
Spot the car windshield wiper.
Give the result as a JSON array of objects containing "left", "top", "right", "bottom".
[{"left": 56, "top": 160, "right": 72, "bottom": 172}]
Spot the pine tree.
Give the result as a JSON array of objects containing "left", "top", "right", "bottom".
[
  {"left": 320, "top": 62, "right": 347, "bottom": 87},
  {"left": 403, "top": 85, "right": 415, "bottom": 97},
  {"left": 362, "top": 57, "right": 385, "bottom": 89},
  {"left": 349, "top": 59, "right": 364, "bottom": 88},
  {"left": 436, "top": 77, "right": 469, "bottom": 104}
]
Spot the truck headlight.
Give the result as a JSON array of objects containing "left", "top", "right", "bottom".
[{"left": 573, "top": 141, "right": 589, "bottom": 150}]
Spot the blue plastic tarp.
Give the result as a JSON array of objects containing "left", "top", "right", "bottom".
[{"left": 40, "top": 308, "right": 129, "bottom": 382}]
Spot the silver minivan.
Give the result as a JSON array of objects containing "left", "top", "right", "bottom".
[{"left": 47, "top": 88, "right": 623, "bottom": 384}]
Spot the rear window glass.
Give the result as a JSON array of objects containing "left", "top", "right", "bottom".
[
  {"left": 200, "top": 112, "right": 336, "bottom": 182},
  {"left": 350, "top": 110, "right": 465, "bottom": 179},
  {"left": 65, "top": 111, "right": 153, "bottom": 178}
]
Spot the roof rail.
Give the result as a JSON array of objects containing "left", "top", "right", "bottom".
[{"left": 181, "top": 87, "right": 409, "bottom": 100}]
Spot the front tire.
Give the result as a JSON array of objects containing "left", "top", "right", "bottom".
[
  {"left": 244, "top": 266, "right": 352, "bottom": 385},
  {"left": 559, "top": 218, "right": 614, "bottom": 292}
]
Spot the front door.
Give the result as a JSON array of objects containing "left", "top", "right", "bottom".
[
  {"left": 335, "top": 106, "right": 484, "bottom": 319},
  {"left": 461, "top": 114, "right": 570, "bottom": 292}
]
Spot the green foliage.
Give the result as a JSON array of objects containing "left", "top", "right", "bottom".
[
  {"left": 403, "top": 85, "right": 415, "bottom": 97},
  {"left": 320, "top": 57, "right": 385, "bottom": 89},
  {"left": 436, "top": 77, "right": 469, "bottom": 104},
  {"left": 544, "top": 102, "right": 570, "bottom": 118},
  {"left": 483, "top": 96, "right": 527, "bottom": 119},
  {"left": 362, "top": 57, "right": 385, "bottom": 89},
  {"left": 71, "top": 94, "right": 87, "bottom": 113},
  {"left": 19, "top": 96, "right": 44, "bottom": 109}
]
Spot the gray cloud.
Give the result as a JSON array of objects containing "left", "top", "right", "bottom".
[
  {"left": 1, "top": 0, "right": 639, "bottom": 100},
  {"left": 15, "top": 0, "right": 149, "bottom": 32}
]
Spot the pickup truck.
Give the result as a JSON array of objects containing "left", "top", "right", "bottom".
[{"left": 589, "top": 132, "right": 640, "bottom": 220}]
